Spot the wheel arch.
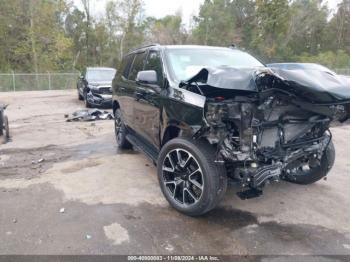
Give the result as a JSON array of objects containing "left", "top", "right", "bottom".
[
  {"left": 112, "top": 100, "right": 120, "bottom": 115},
  {"left": 161, "top": 125, "right": 181, "bottom": 146}
]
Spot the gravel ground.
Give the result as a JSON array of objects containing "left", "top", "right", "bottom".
[{"left": 1, "top": 90, "right": 350, "bottom": 256}]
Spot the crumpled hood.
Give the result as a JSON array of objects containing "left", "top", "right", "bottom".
[
  {"left": 184, "top": 66, "right": 350, "bottom": 103},
  {"left": 269, "top": 68, "right": 350, "bottom": 102}
]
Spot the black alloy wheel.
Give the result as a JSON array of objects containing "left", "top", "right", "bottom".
[
  {"left": 114, "top": 108, "right": 132, "bottom": 149},
  {"left": 162, "top": 148, "right": 204, "bottom": 206},
  {"left": 158, "top": 138, "right": 227, "bottom": 216}
]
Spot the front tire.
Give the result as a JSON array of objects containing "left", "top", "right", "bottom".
[
  {"left": 84, "top": 90, "right": 92, "bottom": 108},
  {"left": 114, "top": 108, "right": 132, "bottom": 149},
  {"left": 78, "top": 89, "right": 84, "bottom": 100},
  {"left": 157, "top": 138, "right": 227, "bottom": 216},
  {"left": 285, "top": 140, "right": 335, "bottom": 185},
  {"left": 85, "top": 94, "right": 91, "bottom": 108}
]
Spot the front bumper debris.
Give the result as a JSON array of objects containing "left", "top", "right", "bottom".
[{"left": 86, "top": 91, "right": 112, "bottom": 108}]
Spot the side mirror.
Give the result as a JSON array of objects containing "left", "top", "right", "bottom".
[{"left": 136, "top": 70, "right": 158, "bottom": 85}]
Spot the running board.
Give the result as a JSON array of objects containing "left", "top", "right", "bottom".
[{"left": 126, "top": 134, "right": 158, "bottom": 164}]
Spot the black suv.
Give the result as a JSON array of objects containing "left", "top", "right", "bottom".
[
  {"left": 112, "top": 44, "right": 350, "bottom": 216},
  {"left": 77, "top": 67, "right": 116, "bottom": 108}
]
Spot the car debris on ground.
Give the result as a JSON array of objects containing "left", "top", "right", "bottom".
[
  {"left": 31, "top": 158, "right": 45, "bottom": 165},
  {"left": 65, "top": 109, "right": 113, "bottom": 122}
]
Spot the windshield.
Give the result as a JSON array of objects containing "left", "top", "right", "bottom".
[
  {"left": 166, "top": 48, "right": 264, "bottom": 81},
  {"left": 86, "top": 69, "right": 116, "bottom": 82}
]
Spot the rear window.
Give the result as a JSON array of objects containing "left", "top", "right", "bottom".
[
  {"left": 120, "top": 54, "right": 134, "bottom": 79},
  {"left": 128, "top": 52, "right": 147, "bottom": 81}
]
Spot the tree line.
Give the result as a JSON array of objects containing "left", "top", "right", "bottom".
[{"left": 0, "top": 0, "right": 349, "bottom": 73}]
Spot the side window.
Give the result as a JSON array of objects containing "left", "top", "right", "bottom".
[
  {"left": 128, "top": 52, "right": 147, "bottom": 81},
  {"left": 144, "top": 51, "right": 164, "bottom": 86},
  {"left": 120, "top": 54, "right": 134, "bottom": 79}
]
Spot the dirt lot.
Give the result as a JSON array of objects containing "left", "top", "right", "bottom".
[{"left": 1, "top": 90, "right": 350, "bottom": 256}]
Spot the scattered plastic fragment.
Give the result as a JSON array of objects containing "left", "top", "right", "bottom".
[
  {"left": 32, "top": 158, "right": 45, "bottom": 164},
  {"left": 66, "top": 109, "right": 113, "bottom": 122}
]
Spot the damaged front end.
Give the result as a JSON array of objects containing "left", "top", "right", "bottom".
[
  {"left": 86, "top": 85, "right": 113, "bottom": 107},
  {"left": 183, "top": 67, "right": 350, "bottom": 199}
]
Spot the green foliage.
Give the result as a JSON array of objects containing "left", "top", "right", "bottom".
[
  {"left": 144, "top": 14, "right": 187, "bottom": 45},
  {"left": 0, "top": 0, "right": 349, "bottom": 72},
  {"left": 283, "top": 0, "right": 329, "bottom": 58},
  {"left": 0, "top": 0, "right": 73, "bottom": 72},
  {"left": 192, "top": 0, "right": 237, "bottom": 46},
  {"left": 297, "top": 50, "right": 350, "bottom": 68},
  {"left": 250, "top": 0, "right": 291, "bottom": 61}
]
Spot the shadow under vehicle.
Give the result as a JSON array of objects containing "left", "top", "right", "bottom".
[
  {"left": 112, "top": 45, "right": 350, "bottom": 216},
  {"left": 77, "top": 67, "right": 116, "bottom": 108}
]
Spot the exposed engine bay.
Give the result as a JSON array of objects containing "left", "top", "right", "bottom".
[{"left": 181, "top": 67, "right": 350, "bottom": 199}]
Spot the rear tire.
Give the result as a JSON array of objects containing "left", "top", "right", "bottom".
[
  {"left": 114, "top": 108, "right": 132, "bottom": 149},
  {"left": 157, "top": 138, "right": 227, "bottom": 216},
  {"left": 285, "top": 140, "right": 335, "bottom": 185}
]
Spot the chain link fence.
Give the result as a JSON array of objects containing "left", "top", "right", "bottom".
[{"left": 0, "top": 72, "right": 80, "bottom": 92}]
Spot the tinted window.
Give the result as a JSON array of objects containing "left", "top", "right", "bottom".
[
  {"left": 144, "top": 51, "right": 164, "bottom": 86},
  {"left": 86, "top": 69, "right": 116, "bottom": 81},
  {"left": 129, "top": 52, "right": 147, "bottom": 81},
  {"left": 121, "top": 54, "right": 134, "bottom": 79}
]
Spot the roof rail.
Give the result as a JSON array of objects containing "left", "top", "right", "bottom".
[{"left": 129, "top": 43, "right": 161, "bottom": 53}]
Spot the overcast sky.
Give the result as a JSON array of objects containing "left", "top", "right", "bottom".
[{"left": 74, "top": 0, "right": 343, "bottom": 26}]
